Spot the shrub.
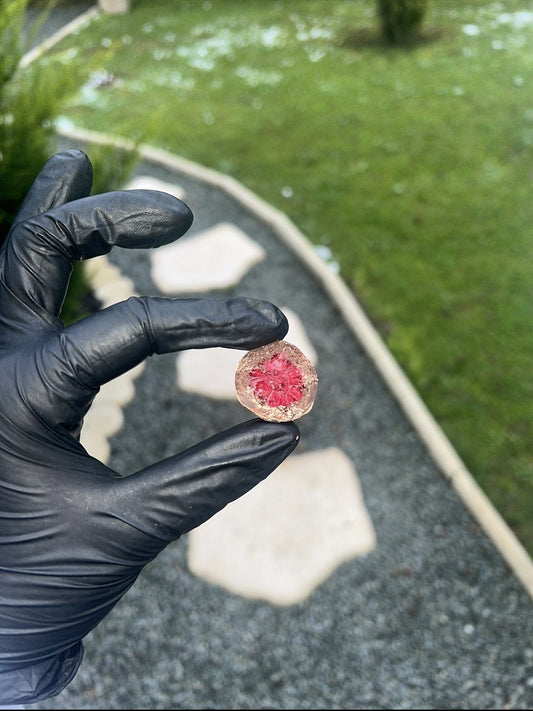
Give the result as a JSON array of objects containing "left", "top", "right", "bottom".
[
  {"left": 0, "top": 0, "right": 80, "bottom": 244},
  {"left": 376, "top": 0, "right": 428, "bottom": 45},
  {"left": 0, "top": 0, "right": 138, "bottom": 323}
]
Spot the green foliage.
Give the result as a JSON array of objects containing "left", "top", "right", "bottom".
[
  {"left": 376, "top": 0, "right": 428, "bottom": 45},
  {"left": 0, "top": 0, "right": 139, "bottom": 323},
  {"left": 1, "top": 0, "right": 27, "bottom": 84},
  {"left": 87, "top": 142, "right": 140, "bottom": 198},
  {"left": 0, "top": 0, "right": 79, "bottom": 244}
]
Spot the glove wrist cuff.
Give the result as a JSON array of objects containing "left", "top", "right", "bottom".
[{"left": 0, "top": 641, "right": 83, "bottom": 705}]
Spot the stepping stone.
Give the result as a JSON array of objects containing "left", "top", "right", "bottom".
[
  {"left": 150, "top": 222, "right": 266, "bottom": 293},
  {"left": 188, "top": 447, "right": 377, "bottom": 606},
  {"left": 125, "top": 175, "right": 186, "bottom": 201},
  {"left": 80, "top": 254, "right": 145, "bottom": 463},
  {"left": 83, "top": 254, "right": 136, "bottom": 308},
  {"left": 98, "top": 0, "right": 130, "bottom": 14},
  {"left": 80, "top": 364, "right": 145, "bottom": 464}
]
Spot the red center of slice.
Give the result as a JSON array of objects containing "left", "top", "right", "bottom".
[{"left": 249, "top": 353, "right": 304, "bottom": 408}]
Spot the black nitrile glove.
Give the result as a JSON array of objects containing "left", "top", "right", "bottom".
[{"left": 0, "top": 150, "right": 299, "bottom": 705}]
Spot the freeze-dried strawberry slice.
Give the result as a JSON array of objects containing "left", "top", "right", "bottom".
[{"left": 235, "top": 340, "right": 318, "bottom": 422}]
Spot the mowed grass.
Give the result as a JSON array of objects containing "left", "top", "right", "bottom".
[{"left": 39, "top": 0, "right": 533, "bottom": 553}]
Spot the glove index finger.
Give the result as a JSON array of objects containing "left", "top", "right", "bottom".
[
  {"left": 32, "top": 296, "right": 288, "bottom": 430},
  {"left": 52, "top": 295, "right": 289, "bottom": 390},
  {"left": 44, "top": 188, "right": 194, "bottom": 257}
]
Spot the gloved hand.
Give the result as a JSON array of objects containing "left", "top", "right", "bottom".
[{"left": 0, "top": 149, "right": 299, "bottom": 704}]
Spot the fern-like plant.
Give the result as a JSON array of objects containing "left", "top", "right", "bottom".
[
  {"left": 0, "top": 0, "right": 139, "bottom": 322},
  {"left": 0, "top": 0, "right": 80, "bottom": 243}
]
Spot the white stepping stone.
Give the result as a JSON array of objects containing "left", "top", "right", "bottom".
[
  {"left": 176, "top": 307, "right": 317, "bottom": 399},
  {"left": 124, "top": 175, "right": 186, "bottom": 201},
  {"left": 80, "top": 365, "right": 145, "bottom": 465},
  {"left": 80, "top": 255, "right": 145, "bottom": 463},
  {"left": 188, "top": 447, "right": 377, "bottom": 606},
  {"left": 150, "top": 222, "right": 266, "bottom": 293},
  {"left": 94, "top": 371, "right": 136, "bottom": 408},
  {"left": 83, "top": 254, "right": 136, "bottom": 308},
  {"left": 98, "top": 0, "right": 130, "bottom": 13}
]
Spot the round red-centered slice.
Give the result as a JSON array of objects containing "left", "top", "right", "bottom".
[{"left": 235, "top": 340, "right": 318, "bottom": 422}]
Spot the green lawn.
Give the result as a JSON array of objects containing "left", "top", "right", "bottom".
[{"left": 37, "top": 0, "right": 533, "bottom": 553}]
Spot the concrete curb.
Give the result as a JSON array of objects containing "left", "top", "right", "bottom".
[
  {"left": 55, "top": 124, "right": 533, "bottom": 603},
  {"left": 20, "top": 5, "right": 99, "bottom": 69}
]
